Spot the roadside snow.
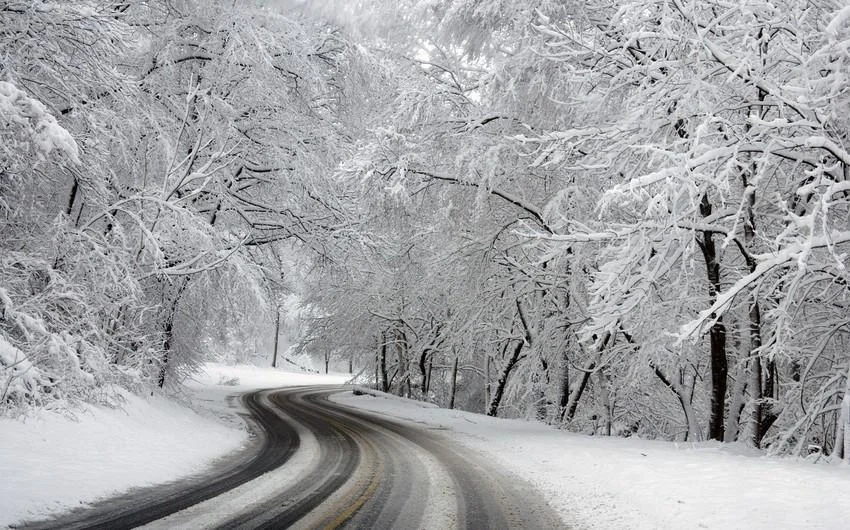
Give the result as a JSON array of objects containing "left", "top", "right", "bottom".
[
  {"left": 189, "top": 362, "right": 349, "bottom": 391},
  {"left": 333, "top": 390, "right": 850, "bottom": 530},
  {"left": 0, "top": 363, "right": 349, "bottom": 528},
  {"left": 0, "top": 389, "right": 244, "bottom": 527}
]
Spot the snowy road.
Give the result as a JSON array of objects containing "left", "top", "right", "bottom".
[{"left": 20, "top": 386, "right": 562, "bottom": 529}]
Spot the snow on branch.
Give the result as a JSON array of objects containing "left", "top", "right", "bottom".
[
  {"left": 0, "top": 81, "right": 80, "bottom": 165},
  {"left": 679, "top": 230, "right": 850, "bottom": 341}
]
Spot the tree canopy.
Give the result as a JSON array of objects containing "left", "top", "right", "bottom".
[{"left": 2, "top": 0, "right": 850, "bottom": 461}]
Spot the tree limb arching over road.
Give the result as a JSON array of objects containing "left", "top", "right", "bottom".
[{"left": 20, "top": 386, "right": 564, "bottom": 529}]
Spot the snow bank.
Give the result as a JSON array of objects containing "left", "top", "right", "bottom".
[
  {"left": 0, "top": 389, "right": 245, "bottom": 527},
  {"left": 334, "top": 390, "right": 850, "bottom": 530}
]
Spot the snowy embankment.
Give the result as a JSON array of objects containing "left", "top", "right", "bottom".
[
  {"left": 334, "top": 390, "right": 850, "bottom": 530},
  {"left": 0, "top": 363, "right": 348, "bottom": 528}
]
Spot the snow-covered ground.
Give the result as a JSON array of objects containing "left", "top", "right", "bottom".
[
  {"left": 4, "top": 363, "right": 848, "bottom": 529},
  {"left": 333, "top": 390, "right": 850, "bottom": 530},
  {"left": 0, "top": 363, "right": 348, "bottom": 528}
]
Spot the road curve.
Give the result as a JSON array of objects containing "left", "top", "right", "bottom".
[
  {"left": 18, "top": 386, "right": 564, "bottom": 529},
  {"left": 16, "top": 391, "right": 300, "bottom": 530}
]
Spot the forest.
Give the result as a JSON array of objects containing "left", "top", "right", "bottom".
[{"left": 2, "top": 0, "right": 850, "bottom": 461}]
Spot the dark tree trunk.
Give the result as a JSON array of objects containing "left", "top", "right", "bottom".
[
  {"left": 563, "top": 333, "right": 610, "bottom": 423},
  {"left": 750, "top": 298, "right": 774, "bottom": 447},
  {"left": 564, "top": 359, "right": 594, "bottom": 423},
  {"left": 753, "top": 356, "right": 778, "bottom": 445},
  {"left": 743, "top": 48, "right": 777, "bottom": 446},
  {"left": 156, "top": 278, "right": 189, "bottom": 389},
  {"left": 484, "top": 354, "right": 491, "bottom": 410},
  {"left": 537, "top": 357, "right": 550, "bottom": 421},
  {"left": 487, "top": 340, "right": 524, "bottom": 417},
  {"left": 425, "top": 357, "right": 433, "bottom": 395},
  {"left": 66, "top": 176, "right": 79, "bottom": 217},
  {"left": 707, "top": 318, "right": 728, "bottom": 441},
  {"left": 487, "top": 299, "right": 534, "bottom": 417},
  {"left": 157, "top": 348, "right": 169, "bottom": 387},
  {"left": 379, "top": 331, "right": 389, "bottom": 393},
  {"left": 374, "top": 354, "right": 379, "bottom": 390},
  {"left": 158, "top": 317, "right": 173, "bottom": 388},
  {"left": 558, "top": 350, "right": 570, "bottom": 414},
  {"left": 272, "top": 309, "right": 280, "bottom": 368},
  {"left": 598, "top": 367, "right": 613, "bottom": 436},
  {"left": 698, "top": 194, "right": 728, "bottom": 442},
  {"left": 419, "top": 348, "right": 429, "bottom": 397}
]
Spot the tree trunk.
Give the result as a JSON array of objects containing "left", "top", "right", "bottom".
[
  {"left": 536, "top": 357, "right": 550, "bottom": 421},
  {"left": 487, "top": 299, "right": 533, "bottom": 417},
  {"left": 741, "top": 47, "right": 777, "bottom": 447},
  {"left": 484, "top": 354, "right": 491, "bottom": 412},
  {"left": 449, "top": 356, "right": 459, "bottom": 410},
  {"left": 558, "top": 349, "right": 570, "bottom": 416},
  {"left": 157, "top": 319, "right": 171, "bottom": 388},
  {"left": 706, "top": 291, "right": 728, "bottom": 441},
  {"left": 563, "top": 334, "right": 610, "bottom": 423},
  {"left": 272, "top": 308, "right": 280, "bottom": 368},
  {"left": 425, "top": 358, "right": 433, "bottom": 394},
  {"left": 66, "top": 176, "right": 79, "bottom": 217},
  {"left": 394, "top": 328, "right": 410, "bottom": 397},
  {"left": 724, "top": 359, "right": 749, "bottom": 442},
  {"left": 598, "top": 368, "right": 613, "bottom": 436},
  {"left": 654, "top": 364, "right": 703, "bottom": 442},
  {"left": 698, "top": 194, "right": 728, "bottom": 442},
  {"left": 374, "top": 353, "right": 379, "bottom": 391},
  {"left": 156, "top": 278, "right": 189, "bottom": 388},
  {"left": 487, "top": 340, "right": 524, "bottom": 417},
  {"left": 834, "top": 364, "right": 850, "bottom": 462},
  {"left": 419, "top": 348, "right": 429, "bottom": 397},
  {"left": 749, "top": 291, "right": 777, "bottom": 447},
  {"left": 379, "top": 331, "right": 389, "bottom": 393},
  {"left": 742, "top": 193, "right": 776, "bottom": 446}
]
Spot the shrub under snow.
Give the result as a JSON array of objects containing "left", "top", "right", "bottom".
[{"left": 0, "top": 240, "right": 161, "bottom": 416}]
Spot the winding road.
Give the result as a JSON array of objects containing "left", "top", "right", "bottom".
[{"left": 20, "top": 386, "right": 564, "bottom": 529}]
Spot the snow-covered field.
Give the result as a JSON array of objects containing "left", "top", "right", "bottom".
[
  {"left": 0, "top": 363, "right": 348, "bottom": 528},
  {"left": 334, "top": 390, "right": 850, "bottom": 530}
]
